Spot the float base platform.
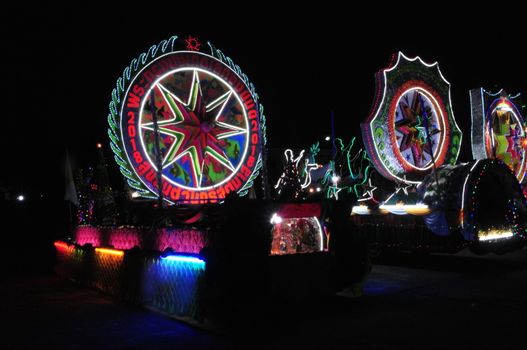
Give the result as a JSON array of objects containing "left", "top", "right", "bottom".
[{"left": 54, "top": 241, "right": 335, "bottom": 329}]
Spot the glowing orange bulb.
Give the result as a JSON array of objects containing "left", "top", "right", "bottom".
[{"left": 96, "top": 143, "right": 103, "bottom": 149}]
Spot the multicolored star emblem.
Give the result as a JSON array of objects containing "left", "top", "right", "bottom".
[
  {"left": 395, "top": 89, "right": 442, "bottom": 168},
  {"left": 141, "top": 70, "right": 247, "bottom": 189}
]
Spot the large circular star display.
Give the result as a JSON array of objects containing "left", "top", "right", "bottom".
[
  {"left": 470, "top": 89, "right": 527, "bottom": 182},
  {"left": 361, "top": 52, "right": 462, "bottom": 184},
  {"left": 108, "top": 36, "right": 264, "bottom": 204},
  {"left": 140, "top": 69, "right": 248, "bottom": 190},
  {"left": 485, "top": 97, "right": 527, "bottom": 182}
]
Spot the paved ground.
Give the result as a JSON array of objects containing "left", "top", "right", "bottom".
[{"left": 3, "top": 248, "right": 527, "bottom": 349}]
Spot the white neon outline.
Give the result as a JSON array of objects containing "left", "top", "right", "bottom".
[
  {"left": 460, "top": 160, "right": 481, "bottom": 228},
  {"left": 482, "top": 88, "right": 504, "bottom": 97},
  {"left": 206, "top": 90, "right": 232, "bottom": 110},
  {"left": 291, "top": 149, "right": 305, "bottom": 167},
  {"left": 357, "top": 179, "right": 377, "bottom": 202},
  {"left": 393, "top": 87, "right": 446, "bottom": 171},
  {"left": 216, "top": 121, "right": 247, "bottom": 139},
  {"left": 313, "top": 217, "right": 324, "bottom": 252},
  {"left": 301, "top": 160, "right": 320, "bottom": 189},
  {"left": 274, "top": 149, "right": 306, "bottom": 191},
  {"left": 137, "top": 67, "right": 249, "bottom": 191},
  {"left": 368, "top": 52, "right": 463, "bottom": 185},
  {"left": 327, "top": 186, "right": 342, "bottom": 200}
]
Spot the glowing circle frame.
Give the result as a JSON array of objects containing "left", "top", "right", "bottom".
[
  {"left": 361, "top": 52, "right": 462, "bottom": 184},
  {"left": 108, "top": 36, "right": 266, "bottom": 204}
]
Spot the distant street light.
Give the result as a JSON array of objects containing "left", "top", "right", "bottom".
[
  {"left": 325, "top": 136, "right": 331, "bottom": 141},
  {"left": 96, "top": 143, "right": 103, "bottom": 149},
  {"left": 17, "top": 194, "right": 25, "bottom": 201}
]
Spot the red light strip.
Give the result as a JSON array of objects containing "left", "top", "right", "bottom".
[{"left": 54, "top": 241, "right": 74, "bottom": 251}]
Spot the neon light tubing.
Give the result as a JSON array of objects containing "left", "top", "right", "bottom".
[
  {"left": 161, "top": 255, "right": 206, "bottom": 266},
  {"left": 54, "top": 241, "right": 73, "bottom": 251},
  {"left": 95, "top": 247, "right": 124, "bottom": 257}
]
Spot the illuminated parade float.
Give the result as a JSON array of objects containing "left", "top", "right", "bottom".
[
  {"left": 54, "top": 39, "right": 527, "bottom": 327},
  {"left": 351, "top": 53, "right": 527, "bottom": 254},
  {"left": 54, "top": 35, "right": 340, "bottom": 327}
]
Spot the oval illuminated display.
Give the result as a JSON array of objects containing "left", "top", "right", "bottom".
[
  {"left": 485, "top": 98, "right": 527, "bottom": 182},
  {"left": 361, "top": 52, "right": 462, "bottom": 184}
]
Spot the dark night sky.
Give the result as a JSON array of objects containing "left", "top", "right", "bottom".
[{"left": 2, "top": 5, "right": 526, "bottom": 200}]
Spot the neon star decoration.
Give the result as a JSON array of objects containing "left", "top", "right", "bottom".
[
  {"left": 109, "top": 36, "right": 265, "bottom": 204},
  {"left": 361, "top": 52, "right": 462, "bottom": 184},
  {"left": 351, "top": 179, "right": 379, "bottom": 215},
  {"left": 469, "top": 88, "right": 527, "bottom": 182},
  {"left": 395, "top": 89, "right": 442, "bottom": 169},
  {"left": 141, "top": 70, "right": 246, "bottom": 189},
  {"left": 357, "top": 179, "right": 378, "bottom": 204}
]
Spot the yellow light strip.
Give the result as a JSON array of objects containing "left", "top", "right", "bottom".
[{"left": 95, "top": 247, "right": 124, "bottom": 257}]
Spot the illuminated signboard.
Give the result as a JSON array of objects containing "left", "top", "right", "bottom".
[
  {"left": 361, "top": 52, "right": 462, "bottom": 184},
  {"left": 108, "top": 36, "right": 265, "bottom": 204}
]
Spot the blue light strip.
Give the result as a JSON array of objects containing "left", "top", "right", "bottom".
[{"left": 161, "top": 255, "right": 206, "bottom": 265}]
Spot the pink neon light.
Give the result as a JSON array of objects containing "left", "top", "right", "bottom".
[
  {"left": 75, "top": 226, "right": 101, "bottom": 246},
  {"left": 158, "top": 228, "right": 206, "bottom": 253},
  {"left": 108, "top": 227, "right": 141, "bottom": 250},
  {"left": 73, "top": 226, "right": 206, "bottom": 253}
]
